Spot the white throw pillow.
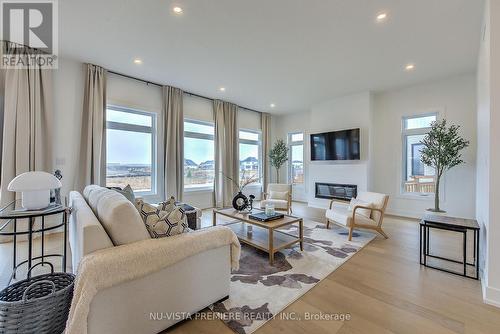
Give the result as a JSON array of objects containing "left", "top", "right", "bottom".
[
  {"left": 269, "top": 191, "right": 288, "bottom": 200},
  {"left": 348, "top": 198, "right": 373, "bottom": 218}
]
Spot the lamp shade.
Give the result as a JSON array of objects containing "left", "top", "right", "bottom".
[{"left": 8, "top": 171, "right": 62, "bottom": 210}]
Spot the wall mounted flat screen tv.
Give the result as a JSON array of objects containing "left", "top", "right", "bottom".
[{"left": 310, "top": 128, "right": 360, "bottom": 161}]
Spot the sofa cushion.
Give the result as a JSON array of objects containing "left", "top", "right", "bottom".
[
  {"left": 83, "top": 185, "right": 150, "bottom": 245},
  {"left": 69, "top": 191, "right": 114, "bottom": 270},
  {"left": 85, "top": 185, "right": 109, "bottom": 215},
  {"left": 83, "top": 185, "right": 101, "bottom": 205},
  {"left": 326, "top": 203, "right": 377, "bottom": 227}
]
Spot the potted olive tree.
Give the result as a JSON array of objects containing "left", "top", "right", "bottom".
[
  {"left": 269, "top": 139, "right": 288, "bottom": 182},
  {"left": 420, "top": 119, "right": 469, "bottom": 212}
]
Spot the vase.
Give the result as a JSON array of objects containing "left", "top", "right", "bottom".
[{"left": 232, "top": 192, "right": 248, "bottom": 211}]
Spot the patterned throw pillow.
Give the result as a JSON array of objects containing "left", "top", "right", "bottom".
[
  {"left": 135, "top": 199, "right": 189, "bottom": 238},
  {"left": 157, "top": 196, "right": 176, "bottom": 213},
  {"left": 135, "top": 199, "right": 158, "bottom": 217}
]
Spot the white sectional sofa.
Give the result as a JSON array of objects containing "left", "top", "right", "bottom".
[{"left": 68, "top": 186, "right": 234, "bottom": 334}]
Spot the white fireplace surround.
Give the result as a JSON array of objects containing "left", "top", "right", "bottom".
[{"left": 308, "top": 162, "right": 368, "bottom": 208}]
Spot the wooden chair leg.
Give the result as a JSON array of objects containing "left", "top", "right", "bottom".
[
  {"left": 326, "top": 219, "right": 330, "bottom": 229},
  {"left": 348, "top": 226, "right": 354, "bottom": 241},
  {"left": 378, "top": 228, "right": 389, "bottom": 239}
]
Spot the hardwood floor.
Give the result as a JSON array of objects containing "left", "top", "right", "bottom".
[
  {"left": 1, "top": 202, "right": 499, "bottom": 333},
  {"left": 174, "top": 203, "right": 500, "bottom": 334}
]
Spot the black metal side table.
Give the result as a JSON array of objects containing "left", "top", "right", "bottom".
[
  {"left": 0, "top": 201, "right": 70, "bottom": 284},
  {"left": 420, "top": 213, "right": 480, "bottom": 279}
]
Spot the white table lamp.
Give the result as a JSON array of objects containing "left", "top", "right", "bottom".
[{"left": 7, "top": 171, "right": 62, "bottom": 210}]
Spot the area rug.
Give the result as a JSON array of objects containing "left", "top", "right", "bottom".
[{"left": 210, "top": 220, "right": 376, "bottom": 334}]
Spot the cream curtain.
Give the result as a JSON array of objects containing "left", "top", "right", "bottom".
[
  {"left": 261, "top": 113, "right": 271, "bottom": 192},
  {"left": 163, "top": 86, "right": 184, "bottom": 201},
  {"left": 0, "top": 42, "right": 54, "bottom": 242},
  {"left": 214, "top": 100, "right": 238, "bottom": 208},
  {"left": 76, "top": 64, "right": 107, "bottom": 191},
  {"left": 0, "top": 41, "right": 54, "bottom": 208}
]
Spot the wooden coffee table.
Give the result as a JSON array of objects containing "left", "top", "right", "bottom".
[{"left": 213, "top": 208, "right": 303, "bottom": 265}]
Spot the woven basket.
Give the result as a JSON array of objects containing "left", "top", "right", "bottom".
[{"left": 0, "top": 262, "right": 75, "bottom": 334}]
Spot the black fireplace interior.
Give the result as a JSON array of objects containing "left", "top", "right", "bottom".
[{"left": 315, "top": 182, "right": 357, "bottom": 201}]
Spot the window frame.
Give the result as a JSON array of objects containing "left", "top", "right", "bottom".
[
  {"left": 401, "top": 112, "right": 438, "bottom": 197},
  {"left": 287, "top": 131, "right": 305, "bottom": 185},
  {"left": 238, "top": 128, "right": 262, "bottom": 186},
  {"left": 105, "top": 105, "right": 157, "bottom": 197},
  {"left": 183, "top": 118, "right": 215, "bottom": 192}
]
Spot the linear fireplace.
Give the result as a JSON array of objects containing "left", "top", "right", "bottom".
[{"left": 315, "top": 182, "right": 357, "bottom": 201}]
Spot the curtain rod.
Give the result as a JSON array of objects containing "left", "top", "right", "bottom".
[{"left": 107, "top": 70, "right": 262, "bottom": 114}]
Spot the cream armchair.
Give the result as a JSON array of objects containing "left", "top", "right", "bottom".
[
  {"left": 260, "top": 183, "right": 292, "bottom": 214},
  {"left": 325, "top": 191, "right": 389, "bottom": 241}
]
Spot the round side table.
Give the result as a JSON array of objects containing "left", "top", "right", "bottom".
[{"left": 0, "top": 201, "right": 70, "bottom": 284}]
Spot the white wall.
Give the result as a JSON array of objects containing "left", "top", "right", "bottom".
[
  {"left": 273, "top": 76, "right": 477, "bottom": 219},
  {"left": 271, "top": 92, "right": 373, "bottom": 205},
  {"left": 476, "top": 0, "right": 490, "bottom": 295},
  {"left": 477, "top": 0, "right": 500, "bottom": 307},
  {"left": 184, "top": 94, "right": 212, "bottom": 122},
  {"left": 308, "top": 92, "right": 372, "bottom": 207},
  {"left": 107, "top": 74, "right": 163, "bottom": 112},
  {"left": 488, "top": 0, "right": 500, "bottom": 306},
  {"left": 373, "top": 74, "right": 477, "bottom": 218}
]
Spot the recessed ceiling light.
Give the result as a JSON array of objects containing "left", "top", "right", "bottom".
[
  {"left": 405, "top": 63, "right": 415, "bottom": 71},
  {"left": 133, "top": 58, "right": 143, "bottom": 65},
  {"left": 376, "top": 12, "right": 388, "bottom": 22},
  {"left": 173, "top": 6, "right": 183, "bottom": 14},
  {"left": 219, "top": 87, "right": 226, "bottom": 92},
  {"left": 270, "top": 103, "right": 276, "bottom": 108}
]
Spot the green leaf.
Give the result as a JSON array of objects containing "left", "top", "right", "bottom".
[
  {"left": 269, "top": 138, "right": 289, "bottom": 171},
  {"left": 419, "top": 119, "right": 469, "bottom": 173}
]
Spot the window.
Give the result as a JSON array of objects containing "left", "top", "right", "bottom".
[
  {"left": 402, "top": 113, "right": 437, "bottom": 195},
  {"left": 106, "top": 106, "right": 156, "bottom": 195},
  {"left": 239, "top": 129, "right": 261, "bottom": 184},
  {"left": 184, "top": 120, "right": 215, "bottom": 190},
  {"left": 288, "top": 132, "right": 304, "bottom": 184}
]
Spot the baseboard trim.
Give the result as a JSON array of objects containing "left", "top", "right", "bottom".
[
  {"left": 385, "top": 208, "right": 423, "bottom": 219},
  {"left": 482, "top": 280, "right": 500, "bottom": 308}
]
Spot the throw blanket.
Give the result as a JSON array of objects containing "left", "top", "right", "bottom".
[{"left": 65, "top": 226, "right": 240, "bottom": 334}]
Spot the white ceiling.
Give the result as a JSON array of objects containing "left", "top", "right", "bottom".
[{"left": 59, "top": 0, "right": 484, "bottom": 114}]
